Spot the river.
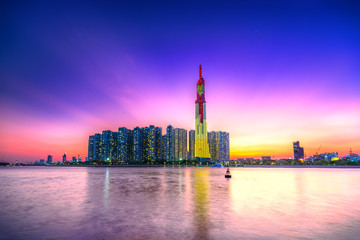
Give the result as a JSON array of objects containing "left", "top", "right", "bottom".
[{"left": 0, "top": 167, "right": 359, "bottom": 239}]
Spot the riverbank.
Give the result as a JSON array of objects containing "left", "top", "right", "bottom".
[{"left": 3, "top": 165, "right": 360, "bottom": 168}]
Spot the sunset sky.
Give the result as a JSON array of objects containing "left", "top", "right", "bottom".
[{"left": 1, "top": 1, "right": 359, "bottom": 162}]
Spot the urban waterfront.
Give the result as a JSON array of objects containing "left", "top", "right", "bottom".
[{"left": 1, "top": 167, "right": 360, "bottom": 240}]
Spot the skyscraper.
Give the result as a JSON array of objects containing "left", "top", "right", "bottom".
[
  {"left": 174, "top": 128, "right": 179, "bottom": 160},
  {"left": 219, "top": 131, "right": 230, "bottom": 161},
  {"left": 118, "top": 127, "right": 133, "bottom": 162},
  {"left": 93, "top": 133, "right": 102, "bottom": 160},
  {"left": 208, "top": 131, "right": 230, "bottom": 161},
  {"left": 133, "top": 127, "right": 142, "bottom": 162},
  {"left": 195, "top": 65, "right": 210, "bottom": 159},
  {"left": 46, "top": 155, "right": 53, "bottom": 164},
  {"left": 62, "top": 152, "right": 67, "bottom": 163},
  {"left": 174, "top": 128, "right": 187, "bottom": 161},
  {"left": 155, "top": 127, "right": 162, "bottom": 160},
  {"left": 189, "top": 130, "right": 195, "bottom": 160},
  {"left": 147, "top": 125, "right": 156, "bottom": 162},
  {"left": 140, "top": 127, "right": 149, "bottom": 161},
  {"left": 293, "top": 141, "right": 304, "bottom": 160},
  {"left": 102, "top": 130, "right": 118, "bottom": 162},
  {"left": 88, "top": 135, "right": 95, "bottom": 161},
  {"left": 166, "top": 125, "right": 175, "bottom": 161},
  {"left": 208, "top": 131, "right": 219, "bottom": 160},
  {"left": 161, "top": 134, "right": 167, "bottom": 160}
]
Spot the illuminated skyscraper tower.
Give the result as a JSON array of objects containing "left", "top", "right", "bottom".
[{"left": 195, "top": 65, "right": 211, "bottom": 159}]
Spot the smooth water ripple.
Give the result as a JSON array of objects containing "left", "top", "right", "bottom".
[{"left": 0, "top": 167, "right": 360, "bottom": 240}]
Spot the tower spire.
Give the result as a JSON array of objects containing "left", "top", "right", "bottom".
[{"left": 199, "top": 64, "right": 202, "bottom": 79}]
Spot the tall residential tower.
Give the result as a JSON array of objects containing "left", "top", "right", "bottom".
[{"left": 195, "top": 65, "right": 211, "bottom": 159}]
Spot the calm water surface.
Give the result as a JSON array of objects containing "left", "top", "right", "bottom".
[{"left": 0, "top": 167, "right": 360, "bottom": 240}]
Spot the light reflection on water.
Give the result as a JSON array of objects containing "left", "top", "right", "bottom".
[{"left": 0, "top": 167, "right": 360, "bottom": 240}]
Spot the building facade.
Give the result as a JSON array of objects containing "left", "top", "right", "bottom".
[
  {"left": 208, "top": 131, "right": 230, "bottom": 161},
  {"left": 174, "top": 128, "right": 187, "bottom": 161},
  {"left": 293, "top": 141, "right": 304, "bottom": 160},
  {"left": 189, "top": 130, "right": 195, "bottom": 160},
  {"left": 166, "top": 125, "right": 175, "bottom": 161},
  {"left": 46, "top": 155, "right": 53, "bottom": 164},
  {"left": 195, "top": 65, "right": 211, "bottom": 159},
  {"left": 133, "top": 127, "right": 142, "bottom": 162},
  {"left": 118, "top": 127, "right": 133, "bottom": 162},
  {"left": 102, "top": 130, "right": 118, "bottom": 162},
  {"left": 155, "top": 127, "right": 162, "bottom": 161}
]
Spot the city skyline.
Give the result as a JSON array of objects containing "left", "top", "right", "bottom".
[{"left": 1, "top": 1, "right": 359, "bottom": 163}]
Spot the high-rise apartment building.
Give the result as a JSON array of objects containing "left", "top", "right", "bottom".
[
  {"left": 174, "top": 128, "right": 187, "bottom": 161},
  {"left": 293, "top": 141, "right": 304, "bottom": 160},
  {"left": 189, "top": 130, "right": 195, "bottom": 160},
  {"left": 88, "top": 135, "right": 95, "bottom": 161},
  {"left": 93, "top": 133, "right": 102, "bottom": 160},
  {"left": 208, "top": 131, "right": 219, "bottom": 160},
  {"left": 133, "top": 127, "right": 142, "bottom": 162},
  {"left": 155, "top": 127, "right": 162, "bottom": 160},
  {"left": 46, "top": 155, "right": 53, "bottom": 164},
  {"left": 166, "top": 125, "right": 175, "bottom": 161},
  {"left": 161, "top": 135, "right": 167, "bottom": 160},
  {"left": 118, "top": 127, "right": 133, "bottom": 162},
  {"left": 208, "top": 131, "right": 230, "bottom": 161},
  {"left": 219, "top": 131, "right": 230, "bottom": 161},
  {"left": 102, "top": 130, "right": 118, "bottom": 162},
  {"left": 143, "top": 125, "right": 156, "bottom": 162},
  {"left": 89, "top": 125, "right": 165, "bottom": 163},
  {"left": 62, "top": 152, "right": 67, "bottom": 163}
]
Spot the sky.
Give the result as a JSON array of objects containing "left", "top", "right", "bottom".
[{"left": 1, "top": 0, "right": 359, "bottom": 163}]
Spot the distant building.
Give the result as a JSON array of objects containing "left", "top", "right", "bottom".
[
  {"left": 47, "top": 155, "right": 53, "bottom": 164},
  {"left": 94, "top": 133, "right": 102, "bottom": 160},
  {"left": 72, "top": 157, "right": 77, "bottom": 163},
  {"left": 161, "top": 135, "right": 167, "bottom": 160},
  {"left": 88, "top": 133, "right": 102, "bottom": 161},
  {"left": 155, "top": 127, "right": 162, "bottom": 161},
  {"left": 174, "top": 128, "right": 187, "bottom": 161},
  {"left": 147, "top": 125, "right": 156, "bottom": 162},
  {"left": 345, "top": 153, "right": 360, "bottom": 162},
  {"left": 208, "top": 131, "right": 219, "bottom": 160},
  {"left": 293, "top": 141, "right": 304, "bottom": 160},
  {"left": 219, "top": 132, "right": 230, "bottom": 161},
  {"left": 166, "top": 125, "right": 174, "bottom": 161},
  {"left": 208, "top": 131, "right": 230, "bottom": 161},
  {"left": 102, "top": 130, "right": 118, "bottom": 162},
  {"left": 88, "top": 135, "right": 95, "bottom": 161},
  {"left": 39, "top": 159, "right": 45, "bottom": 165},
  {"left": 133, "top": 127, "right": 142, "bottom": 162},
  {"left": 88, "top": 123, "right": 227, "bottom": 163},
  {"left": 189, "top": 130, "right": 195, "bottom": 160},
  {"left": 62, "top": 152, "right": 67, "bottom": 163},
  {"left": 118, "top": 127, "right": 133, "bottom": 162},
  {"left": 262, "top": 156, "right": 271, "bottom": 161},
  {"left": 78, "top": 155, "right": 82, "bottom": 162},
  {"left": 317, "top": 152, "right": 338, "bottom": 161}
]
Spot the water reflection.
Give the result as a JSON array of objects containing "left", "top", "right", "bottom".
[
  {"left": 1, "top": 167, "right": 360, "bottom": 240},
  {"left": 104, "top": 168, "right": 109, "bottom": 207},
  {"left": 192, "top": 169, "right": 209, "bottom": 240}
]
